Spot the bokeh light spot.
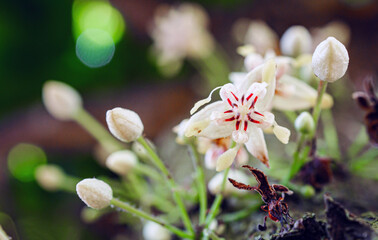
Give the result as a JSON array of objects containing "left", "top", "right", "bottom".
[
  {"left": 8, "top": 143, "right": 47, "bottom": 182},
  {"left": 76, "top": 28, "right": 115, "bottom": 68},
  {"left": 72, "top": 0, "right": 125, "bottom": 43}
]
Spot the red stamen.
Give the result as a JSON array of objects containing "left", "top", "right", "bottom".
[
  {"left": 244, "top": 121, "right": 248, "bottom": 131},
  {"left": 246, "top": 93, "right": 253, "bottom": 101},
  {"left": 231, "top": 91, "right": 239, "bottom": 101},
  {"left": 236, "top": 120, "right": 241, "bottom": 130},
  {"left": 224, "top": 110, "right": 233, "bottom": 113},
  {"left": 249, "top": 96, "right": 258, "bottom": 109},
  {"left": 227, "top": 98, "right": 233, "bottom": 107},
  {"left": 236, "top": 113, "right": 240, "bottom": 119},
  {"left": 254, "top": 111, "right": 264, "bottom": 117},
  {"left": 248, "top": 115, "right": 261, "bottom": 124},
  {"left": 241, "top": 95, "right": 245, "bottom": 104},
  {"left": 225, "top": 116, "right": 236, "bottom": 122}
]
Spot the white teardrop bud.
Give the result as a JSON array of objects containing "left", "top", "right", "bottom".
[
  {"left": 312, "top": 37, "right": 349, "bottom": 82},
  {"left": 273, "top": 125, "right": 291, "bottom": 144},
  {"left": 215, "top": 146, "right": 240, "bottom": 172},
  {"left": 280, "top": 26, "right": 312, "bottom": 57},
  {"left": 35, "top": 165, "right": 65, "bottom": 191},
  {"left": 76, "top": 178, "right": 113, "bottom": 209},
  {"left": 295, "top": 112, "right": 315, "bottom": 135},
  {"left": 42, "top": 81, "right": 82, "bottom": 120},
  {"left": 106, "top": 150, "right": 138, "bottom": 175},
  {"left": 143, "top": 221, "right": 172, "bottom": 240},
  {"left": 106, "top": 107, "right": 144, "bottom": 142}
]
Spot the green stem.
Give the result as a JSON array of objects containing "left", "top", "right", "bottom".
[
  {"left": 283, "top": 111, "right": 298, "bottom": 125},
  {"left": 321, "top": 109, "right": 340, "bottom": 160},
  {"left": 205, "top": 167, "right": 230, "bottom": 227},
  {"left": 110, "top": 198, "right": 192, "bottom": 239},
  {"left": 60, "top": 175, "right": 80, "bottom": 193},
  {"left": 311, "top": 81, "right": 328, "bottom": 138},
  {"left": 209, "top": 231, "right": 225, "bottom": 240},
  {"left": 221, "top": 200, "right": 261, "bottom": 222},
  {"left": 125, "top": 173, "right": 145, "bottom": 198},
  {"left": 137, "top": 136, "right": 194, "bottom": 236},
  {"left": 73, "top": 108, "right": 124, "bottom": 153},
  {"left": 133, "top": 163, "right": 163, "bottom": 182},
  {"left": 282, "top": 133, "right": 306, "bottom": 185},
  {"left": 192, "top": 49, "right": 230, "bottom": 90},
  {"left": 188, "top": 142, "right": 207, "bottom": 225},
  {"left": 348, "top": 126, "right": 368, "bottom": 158}
]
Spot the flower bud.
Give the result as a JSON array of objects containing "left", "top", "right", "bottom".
[
  {"left": 105, "top": 150, "right": 137, "bottom": 175},
  {"left": 215, "top": 146, "right": 239, "bottom": 172},
  {"left": 312, "top": 37, "right": 349, "bottom": 82},
  {"left": 173, "top": 119, "right": 189, "bottom": 145},
  {"left": 131, "top": 141, "right": 149, "bottom": 159},
  {"left": 244, "top": 20, "right": 278, "bottom": 55},
  {"left": 300, "top": 185, "right": 315, "bottom": 198},
  {"left": 208, "top": 169, "right": 249, "bottom": 196},
  {"left": 273, "top": 125, "right": 291, "bottom": 144},
  {"left": 142, "top": 221, "right": 171, "bottom": 240},
  {"left": 106, "top": 107, "right": 144, "bottom": 142},
  {"left": 295, "top": 112, "right": 315, "bottom": 135},
  {"left": 76, "top": 178, "right": 113, "bottom": 209},
  {"left": 42, "top": 80, "right": 82, "bottom": 120},
  {"left": 280, "top": 26, "right": 312, "bottom": 57},
  {"left": 35, "top": 165, "right": 65, "bottom": 191}
]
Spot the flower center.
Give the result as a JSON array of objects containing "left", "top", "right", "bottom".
[{"left": 224, "top": 92, "right": 264, "bottom": 132}]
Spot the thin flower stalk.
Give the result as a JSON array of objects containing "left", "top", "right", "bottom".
[
  {"left": 133, "top": 163, "right": 165, "bottom": 182},
  {"left": 188, "top": 141, "right": 207, "bottom": 225},
  {"left": 347, "top": 126, "right": 369, "bottom": 158},
  {"left": 282, "top": 133, "right": 306, "bottom": 185},
  {"left": 110, "top": 198, "right": 192, "bottom": 239},
  {"left": 221, "top": 197, "right": 261, "bottom": 222},
  {"left": 283, "top": 80, "right": 329, "bottom": 185},
  {"left": 209, "top": 231, "right": 225, "bottom": 240},
  {"left": 137, "top": 136, "right": 195, "bottom": 235},
  {"left": 194, "top": 49, "right": 230, "bottom": 89},
  {"left": 205, "top": 167, "right": 229, "bottom": 228},
  {"left": 204, "top": 138, "right": 235, "bottom": 228},
  {"left": 311, "top": 81, "right": 329, "bottom": 138},
  {"left": 60, "top": 176, "right": 81, "bottom": 194},
  {"left": 322, "top": 109, "right": 341, "bottom": 160},
  {"left": 73, "top": 108, "right": 124, "bottom": 153}
]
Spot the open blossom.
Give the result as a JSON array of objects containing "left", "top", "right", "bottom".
[
  {"left": 150, "top": 3, "right": 214, "bottom": 67},
  {"left": 185, "top": 60, "right": 290, "bottom": 171},
  {"left": 230, "top": 50, "right": 333, "bottom": 111},
  {"left": 173, "top": 120, "right": 248, "bottom": 169}
]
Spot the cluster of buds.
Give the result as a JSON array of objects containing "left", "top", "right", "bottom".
[{"left": 36, "top": 6, "right": 354, "bottom": 238}]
